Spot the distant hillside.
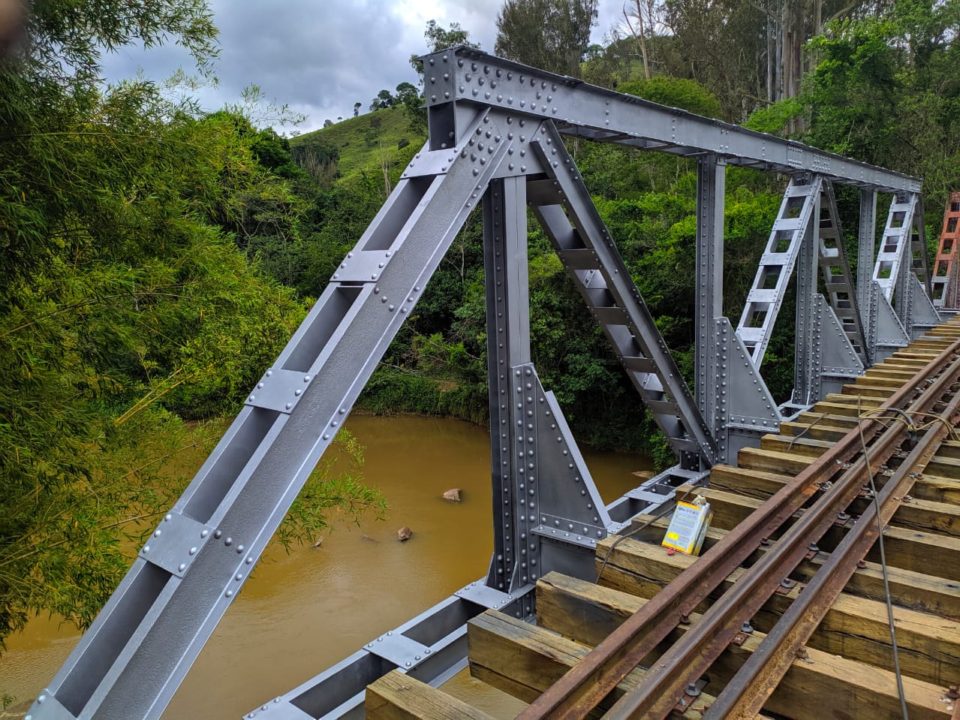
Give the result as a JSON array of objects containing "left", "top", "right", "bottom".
[{"left": 291, "top": 107, "right": 426, "bottom": 183}]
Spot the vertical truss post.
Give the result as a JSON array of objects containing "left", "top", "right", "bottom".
[
  {"left": 484, "top": 176, "right": 533, "bottom": 599},
  {"left": 856, "top": 189, "right": 878, "bottom": 351},
  {"left": 484, "top": 172, "right": 614, "bottom": 595},
  {"left": 695, "top": 156, "right": 725, "bottom": 432},
  {"left": 792, "top": 190, "right": 820, "bottom": 406},
  {"left": 932, "top": 192, "right": 960, "bottom": 309}
]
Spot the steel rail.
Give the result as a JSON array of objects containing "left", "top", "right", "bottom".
[
  {"left": 705, "top": 379, "right": 960, "bottom": 718},
  {"left": 518, "top": 338, "right": 960, "bottom": 720},
  {"left": 605, "top": 341, "right": 960, "bottom": 718}
]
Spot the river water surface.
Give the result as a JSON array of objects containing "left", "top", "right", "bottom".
[{"left": 1, "top": 415, "right": 650, "bottom": 718}]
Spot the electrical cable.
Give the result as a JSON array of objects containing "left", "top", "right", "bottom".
[
  {"left": 856, "top": 395, "right": 910, "bottom": 720},
  {"left": 595, "top": 488, "right": 692, "bottom": 584}
]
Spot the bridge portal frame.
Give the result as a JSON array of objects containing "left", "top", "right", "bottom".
[{"left": 26, "top": 46, "right": 934, "bottom": 720}]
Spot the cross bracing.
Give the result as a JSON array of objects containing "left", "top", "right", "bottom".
[{"left": 26, "top": 46, "right": 940, "bottom": 720}]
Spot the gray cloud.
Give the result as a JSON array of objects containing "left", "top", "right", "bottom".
[{"left": 101, "top": 0, "right": 627, "bottom": 133}]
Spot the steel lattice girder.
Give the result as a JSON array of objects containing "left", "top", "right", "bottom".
[
  {"left": 421, "top": 47, "right": 920, "bottom": 193},
  {"left": 28, "top": 106, "right": 515, "bottom": 720},
  {"left": 28, "top": 46, "right": 934, "bottom": 720}
]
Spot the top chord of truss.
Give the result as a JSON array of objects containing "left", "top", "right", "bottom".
[{"left": 423, "top": 46, "right": 920, "bottom": 194}]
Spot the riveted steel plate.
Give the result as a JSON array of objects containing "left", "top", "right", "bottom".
[
  {"left": 454, "top": 581, "right": 530, "bottom": 610},
  {"left": 139, "top": 511, "right": 213, "bottom": 578},
  {"left": 245, "top": 368, "right": 314, "bottom": 414},
  {"left": 365, "top": 633, "right": 428, "bottom": 669},
  {"left": 330, "top": 250, "right": 393, "bottom": 283}
]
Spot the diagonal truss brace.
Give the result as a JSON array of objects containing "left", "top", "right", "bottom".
[
  {"left": 27, "top": 108, "right": 515, "bottom": 720},
  {"left": 736, "top": 176, "right": 823, "bottom": 367},
  {"left": 526, "top": 123, "right": 717, "bottom": 469},
  {"left": 865, "top": 279, "right": 910, "bottom": 360},
  {"left": 817, "top": 182, "right": 868, "bottom": 363},
  {"left": 873, "top": 192, "right": 918, "bottom": 301}
]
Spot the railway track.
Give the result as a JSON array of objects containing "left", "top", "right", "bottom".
[{"left": 364, "top": 317, "right": 960, "bottom": 720}]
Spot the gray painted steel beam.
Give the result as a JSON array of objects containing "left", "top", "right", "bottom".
[
  {"left": 421, "top": 47, "right": 920, "bottom": 193},
  {"left": 857, "top": 189, "right": 878, "bottom": 321},
  {"left": 695, "top": 156, "right": 725, "bottom": 430},
  {"left": 527, "top": 123, "right": 717, "bottom": 468},
  {"left": 793, "top": 188, "right": 820, "bottom": 406},
  {"left": 736, "top": 177, "right": 822, "bottom": 368},
  {"left": 27, "top": 108, "right": 513, "bottom": 720}
]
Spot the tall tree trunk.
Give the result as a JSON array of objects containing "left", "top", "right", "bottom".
[{"left": 625, "top": 1, "right": 652, "bottom": 80}]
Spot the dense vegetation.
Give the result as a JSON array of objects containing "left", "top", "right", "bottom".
[{"left": 2, "top": 0, "right": 960, "bottom": 689}]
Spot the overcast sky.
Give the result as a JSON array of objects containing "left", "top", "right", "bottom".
[{"left": 100, "top": 0, "right": 626, "bottom": 133}]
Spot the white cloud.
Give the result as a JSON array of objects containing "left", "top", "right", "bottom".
[{"left": 100, "top": 0, "right": 625, "bottom": 133}]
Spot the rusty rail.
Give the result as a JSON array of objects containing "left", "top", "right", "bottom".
[
  {"left": 519, "top": 338, "right": 960, "bottom": 720},
  {"left": 703, "top": 380, "right": 960, "bottom": 718}
]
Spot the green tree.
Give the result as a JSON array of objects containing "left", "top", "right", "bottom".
[
  {"left": 0, "top": 0, "right": 385, "bottom": 663},
  {"left": 495, "top": 0, "right": 598, "bottom": 76},
  {"left": 370, "top": 88, "right": 396, "bottom": 110},
  {"left": 408, "top": 20, "right": 478, "bottom": 76}
]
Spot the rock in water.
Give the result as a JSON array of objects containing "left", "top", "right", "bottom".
[
  {"left": 442, "top": 488, "right": 462, "bottom": 502},
  {"left": 397, "top": 526, "right": 413, "bottom": 542}
]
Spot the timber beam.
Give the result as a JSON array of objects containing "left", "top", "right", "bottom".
[{"left": 594, "top": 538, "right": 960, "bottom": 686}]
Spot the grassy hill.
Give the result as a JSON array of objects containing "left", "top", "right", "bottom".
[{"left": 291, "top": 107, "right": 426, "bottom": 183}]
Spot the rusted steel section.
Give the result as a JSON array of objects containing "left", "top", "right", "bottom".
[
  {"left": 932, "top": 192, "right": 960, "bottom": 308},
  {"left": 518, "top": 338, "right": 960, "bottom": 720},
  {"left": 704, "top": 377, "right": 960, "bottom": 718}
]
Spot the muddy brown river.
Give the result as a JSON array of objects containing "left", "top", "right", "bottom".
[{"left": 1, "top": 415, "right": 650, "bottom": 719}]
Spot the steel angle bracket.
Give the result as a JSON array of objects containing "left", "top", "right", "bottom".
[
  {"left": 529, "top": 385, "right": 613, "bottom": 547},
  {"left": 909, "top": 273, "right": 942, "bottom": 334},
  {"left": 809, "top": 295, "right": 865, "bottom": 401},
  {"left": 866, "top": 280, "right": 909, "bottom": 361},
  {"left": 29, "top": 108, "right": 516, "bottom": 720},
  {"left": 497, "top": 363, "right": 613, "bottom": 587},
  {"left": 712, "top": 318, "right": 780, "bottom": 463},
  {"left": 527, "top": 122, "right": 717, "bottom": 470}
]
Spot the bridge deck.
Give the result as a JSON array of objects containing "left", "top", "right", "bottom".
[{"left": 365, "top": 318, "right": 960, "bottom": 719}]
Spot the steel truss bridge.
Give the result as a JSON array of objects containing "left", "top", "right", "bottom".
[{"left": 25, "top": 47, "right": 960, "bottom": 720}]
